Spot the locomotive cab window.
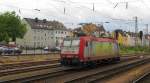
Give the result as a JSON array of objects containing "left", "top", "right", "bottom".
[
  {"left": 61, "top": 39, "right": 80, "bottom": 54},
  {"left": 72, "top": 40, "right": 80, "bottom": 46},
  {"left": 63, "top": 39, "right": 80, "bottom": 46},
  {"left": 63, "top": 40, "right": 71, "bottom": 46}
]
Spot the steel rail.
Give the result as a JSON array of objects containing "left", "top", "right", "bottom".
[
  {"left": 15, "top": 57, "right": 144, "bottom": 83},
  {"left": 67, "top": 57, "right": 150, "bottom": 83},
  {"left": 0, "top": 59, "right": 59, "bottom": 70},
  {"left": 0, "top": 63, "right": 60, "bottom": 76},
  {"left": 133, "top": 72, "right": 150, "bottom": 83},
  {"left": 1, "top": 52, "right": 60, "bottom": 56},
  {"left": 0, "top": 66, "right": 72, "bottom": 82},
  {"left": 1, "top": 56, "right": 149, "bottom": 83}
]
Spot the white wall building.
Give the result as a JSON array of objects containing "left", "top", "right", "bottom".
[{"left": 16, "top": 18, "right": 70, "bottom": 48}]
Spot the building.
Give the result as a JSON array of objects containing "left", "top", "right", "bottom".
[
  {"left": 16, "top": 18, "right": 70, "bottom": 48},
  {"left": 73, "top": 24, "right": 105, "bottom": 37},
  {"left": 93, "top": 24, "right": 105, "bottom": 37}
]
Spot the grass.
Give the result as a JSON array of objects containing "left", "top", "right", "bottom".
[{"left": 119, "top": 45, "right": 150, "bottom": 55}]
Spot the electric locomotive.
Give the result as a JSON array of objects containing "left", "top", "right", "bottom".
[{"left": 60, "top": 36, "right": 120, "bottom": 66}]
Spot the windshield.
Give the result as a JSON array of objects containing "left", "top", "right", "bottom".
[
  {"left": 63, "top": 39, "right": 80, "bottom": 47},
  {"left": 72, "top": 40, "right": 80, "bottom": 46},
  {"left": 61, "top": 39, "right": 80, "bottom": 54},
  {"left": 63, "top": 41, "right": 71, "bottom": 46}
]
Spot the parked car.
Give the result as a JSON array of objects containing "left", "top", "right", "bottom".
[
  {"left": 13, "top": 47, "right": 22, "bottom": 54},
  {"left": 50, "top": 47, "right": 61, "bottom": 52},
  {"left": 2, "top": 47, "right": 22, "bottom": 54},
  {"left": 0, "top": 46, "right": 7, "bottom": 51},
  {"left": 0, "top": 46, "right": 9, "bottom": 54},
  {"left": 3, "top": 47, "right": 13, "bottom": 54},
  {"left": 43, "top": 47, "right": 49, "bottom": 51},
  {"left": 0, "top": 47, "right": 3, "bottom": 55}
]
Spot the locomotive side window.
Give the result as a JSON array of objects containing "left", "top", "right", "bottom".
[
  {"left": 84, "top": 41, "right": 92, "bottom": 57},
  {"left": 85, "top": 41, "right": 88, "bottom": 47}
]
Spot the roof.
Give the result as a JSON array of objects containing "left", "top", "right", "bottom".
[
  {"left": 24, "top": 18, "right": 67, "bottom": 30},
  {"left": 73, "top": 24, "right": 105, "bottom": 32},
  {"left": 95, "top": 24, "right": 105, "bottom": 32}
]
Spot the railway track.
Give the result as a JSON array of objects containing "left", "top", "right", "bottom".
[
  {"left": 3, "top": 56, "right": 147, "bottom": 83},
  {"left": 0, "top": 65, "right": 72, "bottom": 82},
  {"left": 43, "top": 57, "right": 148, "bottom": 83},
  {"left": 0, "top": 63, "right": 60, "bottom": 76},
  {"left": 0, "top": 54, "right": 138, "bottom": 71},
  {"left": 0, "top": 58, "right": 70, "bottom": 82},
  {"left": 1, "top": 52, "right": 149, "bottom": 56},
  {"left": 65, "top": 57, "right": 150, "bottom": 83},
  {"left": 0, "top": 59, "right": 59, "bottom": 70},
  {"left": 0, "top": 55, "right": 149, "bottom": 83},
  {"left": 133, "top": 72, "right": 150, "bottom": 83},
  {"left": 1, "top": 52, "right": 59, "bottom": 56}
]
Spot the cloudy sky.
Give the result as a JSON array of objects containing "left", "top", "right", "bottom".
[{"left": 0, "top": 0, "right": 150, "bottom": 32}]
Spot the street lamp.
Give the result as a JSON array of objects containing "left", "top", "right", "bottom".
[
  {"left": 98, "top": 22, "right": 110, "bottom": 37},
  {"left": 104, "top": 22, "right": 110, "bottom": 23},
  {"left": 34, "top": 9, "right": 40, "bottom": 11}
]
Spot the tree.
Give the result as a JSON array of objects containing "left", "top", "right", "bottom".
[
  {"left": 0, "top": 11, "right": 27, "bottom": 42},
  {"left": 82, "top": 23, "right": 96, "bottom": 36},
  {"left": 0, "top": 32, "right": 9, "bottom": 42},
  {"left": 139, "top": 31, "right": 143, "bottom": 41}
]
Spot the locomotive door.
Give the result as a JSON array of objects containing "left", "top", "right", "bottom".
[{"left": 84, "top": 41, "right": 92, "bottom": 57}]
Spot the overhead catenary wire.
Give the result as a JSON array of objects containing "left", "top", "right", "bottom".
[
  {"left": 51, "top": 0, "right": 148, "bottom": 31},
  {"left": 1, "top": 0, "right": 149, "bottom": 31},
  {"left": 50, "top": 0, "right": 149, "bottom": 31},
  {"left": 15, "top": 0, "right": 145, "bottom": 23},
  {"left": 56, "top": 0, "right": 139, "bottom": 22}
]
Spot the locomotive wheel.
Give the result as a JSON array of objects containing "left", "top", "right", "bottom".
[{"left": 86, "top": 61, "right": 96, "bottom": 68}]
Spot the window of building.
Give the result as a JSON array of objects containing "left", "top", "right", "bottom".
[
  {"left": 44, "top": 25, "right": 46, "bottom": 27},
  {"left": 33, "top": 29, "right": 36, "bottom": 33},
  {"left": 51, "top": 32, "right": 53, "bottom": 35},
  {"left": 38, "top": 42, "right": 40, "bottom": 45},
  {"left": 40, "top": 25, "right": 43, "bottom": 27},
  {"left": 34, "top": 42, "right": 36, "bottom": 47},
  {"left": 34, "top": 36, "right": 36, "bottom": 40}
]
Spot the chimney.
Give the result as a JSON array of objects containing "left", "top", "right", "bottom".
[
  {"left": 43, "top": 19, "right": 47, "bottom": 23},
  {"left": 35, "top": 17, "right": 38, "bottom": 22}
]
